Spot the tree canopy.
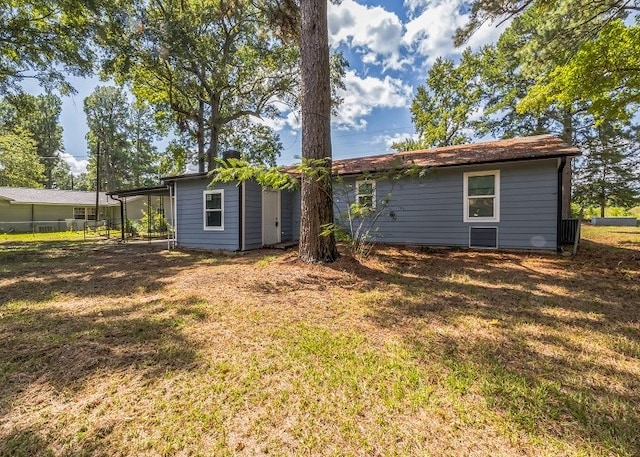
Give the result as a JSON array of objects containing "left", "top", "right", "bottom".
[
  {"left": 460, "top": 0, "right": 640, "bottom": 122},
  {"left": 100, "top": 0, "right": 299, "bottom": 171},
  {"left": 0, "top": 0, "right": 108, "bottom": 94},
  {"left": 0, "top": 127, "right": 44, "bottom": 187}
]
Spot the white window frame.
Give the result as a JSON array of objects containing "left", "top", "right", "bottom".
[
  {"left": 463, "top": 170, "right": 500, "bottom": 223},
  {"left": 203, "top": 189, "right": 224, "bottom": 231},
  {"left": 73, "top": 207, "right": 86, "bottom": 220},
  {"left": 355, "top": 179, "right": 376, "bottom": 209}
]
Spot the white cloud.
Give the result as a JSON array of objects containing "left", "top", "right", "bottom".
[
  {"left": 402, "top": 0, "right": 512, "bottom": 62},
  {"left": 373, "top": 131, "right": 420, "bottom": 150},
  {"left": 60, "top": 151, "right": 88, "bottom": 176},
  {"left": 328, "top": 0, "right": 406, "bottom": 69},
  {"left": 402, "top": 0, "right": 468, "bottom": 64},
  {"left": 333, "top": 71, "right": 413, "bottom": 129}
]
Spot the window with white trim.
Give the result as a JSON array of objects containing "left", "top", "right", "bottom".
[
  {"left": 203, "top": 190, "right": 224, "bottom": 230},
  {"left": 73, "top": 207, "right": 97, "bottom": 220},
  {"left": 356, "top": 180, "right": 376, "bottom": 209},
  {"left": 73, "top": 207, "right": 86, "bottom": 219},
  {"left": 463, "top": 170, "right": 500, "bottom": 222},
  {"left": 86, "top": 207, "right": 97, "bottom": 221}
]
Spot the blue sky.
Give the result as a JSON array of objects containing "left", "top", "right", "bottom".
[{"left": 35, "top": 0, "right": 509, "bottom": 174}]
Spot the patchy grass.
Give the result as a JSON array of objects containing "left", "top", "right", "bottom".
[{"left": 0, "top": 227, "right": 638, "bottom": 456}]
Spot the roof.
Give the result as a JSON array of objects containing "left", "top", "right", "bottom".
[
  {"left": 161, "top": 172, "right": 209, "bottom": 183},
  {"left": 0, "top": 187, "right": 118, "bottom": 206},
  {"left": 332, "top": 135, "right": 581, "bottom": 176},
  {"left": 107, "top": 185, "right": 170, "bottom": 198}
]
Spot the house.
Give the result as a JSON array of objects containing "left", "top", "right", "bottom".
[
  {"left": 160, "top": 134, "right": 580, "bottom": 252},
  {"left": 0, "top": 186, "right": 171, "bottom": 234},
  {"left": 160, "top": 173, "right": 300, "bottom": 251},
  {"left": 330, "top": 134, "right": 580, "bottom": 251},
  {"left": 0, "top": 187, "right": 120, "bottom": 233}
]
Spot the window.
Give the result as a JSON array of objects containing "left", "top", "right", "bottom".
[
  {"left": 463, "top": 170, "right": 500, "bottom": 222},
  {"left": 73, "top": 207, "right": 86, "bottom": 219},
  {"left": 356, "top": 180, "right": 376, "bottom": 209},
  {"left": 203, "top": 190, "right": 224, "bottom": 230},
  {"left": 86, "top": 207, "right": 97, "bottom": 221}
]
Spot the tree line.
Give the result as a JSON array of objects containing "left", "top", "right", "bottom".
[{"left": 394, "top": 0, "right": 640, "bottom": 216}]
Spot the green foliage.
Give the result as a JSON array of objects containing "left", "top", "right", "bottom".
[
  {"left": 573, "top": 122, "right": 640, "bottom": 216},
  {"left": 0, "top": 127, "right": 45, "bottom": 187},
  {"left": 100, "top": 0, "right": 300, "bottom": 169},
  {"left": 403, "top": 49, "right": 483, "bottom": 149},
  {"left": 0, "top": 0, "right": 102, "bottom": 93},
  {"left": 210, "top": 158, "right": 299, "bottom": 191},
  {"left": 140, "top": 208, "right": 167, "bottom": 234},
  {"left": 460, "top": 0, "right": 640, "bottom": 123},
  {"left": 84, "top": 86, "right": 165, "bottom": 191},
  {"left": 0, "top": 93, "right": 65, "bottom": 188},
  {"left": 518, "top": 20, "right": 640, "bottom": 122}
]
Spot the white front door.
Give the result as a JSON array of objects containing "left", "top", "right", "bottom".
[{"left": 262, "top": 189, "right": 281, "bottom": 246}]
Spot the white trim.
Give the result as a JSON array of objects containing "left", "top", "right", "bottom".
[
  {"left": 203, "top": 189, "right": 224, "bottom": 231},
  {"left": 261, "top": 188, "right": 281, "bottom": 245},
  {"left": 463, "top": 170, "right": 500, "bottom": 223},
  {"left": 356, "top": 179, "right": 376, "bottom": 209}
]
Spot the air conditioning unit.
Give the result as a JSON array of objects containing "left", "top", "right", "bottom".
[{"left": 469, "top": 227, "right": 498, "bottom": 249}]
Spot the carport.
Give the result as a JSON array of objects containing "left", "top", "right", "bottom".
[{"left": 107, "top": 186, "right": 173, "bottom": 246}]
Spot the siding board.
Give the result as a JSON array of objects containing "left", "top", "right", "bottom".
[{"left": 333, "top": 159, "right": 559, "bottom": 250}]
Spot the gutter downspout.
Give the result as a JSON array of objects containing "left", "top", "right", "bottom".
[
  {"left": 557, "top": 156, "right": 567, "bottom": 253},
  {"left": 109, "top": 194, "right": 125, "bottom": 242}
]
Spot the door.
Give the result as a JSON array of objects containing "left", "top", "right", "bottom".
[{"left": 262, "top": 189, "right": 281, "bottom": 246}]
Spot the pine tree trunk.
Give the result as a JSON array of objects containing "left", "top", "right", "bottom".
[{"left": 298, "top": 0, "right": 339, "bottom": 263}]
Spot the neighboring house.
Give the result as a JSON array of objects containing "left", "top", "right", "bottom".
[
  {"left": 159, "top": 134, "right": 580, "bottom": 252},
  {"left": 0, "top": 187, "right": 120, "bottom": 233}
]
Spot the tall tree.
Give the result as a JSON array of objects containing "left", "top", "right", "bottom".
[
  {"left": 129, "top": 101, "right": 162, "bottom": 188},
  {"left": 101, "top": 0, "right": 299, "bottom": 171},
  {"left": 458, "top": 0, "right": 640, "bottom": 122},
  {"left": 298, "top": 0, "right": 339, "bottom": 263},
  {"left": 0, "top": 93, "right": 64, "bottom": 188},
  {"left": 573, "top": 122, "right": 640, "bottom": 216},
  {"left": 84, "top": 86, "right": 131, "bottom": 192},
  {"left": 393, "top": 49, "right": 483, "bottom": 151},
  {"left": 0, "top": 127, "right": 44, "bottom": 187}
]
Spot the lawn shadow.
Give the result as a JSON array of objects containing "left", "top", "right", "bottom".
[
  {"left": 0, "top": 295, "right": 211, "bottom": 402},
  {"left": 0, "top": 240, "right": 256, "bottom": 304},
  {"left": 332, "top": 242, "right": 640, "bottom": 455}
]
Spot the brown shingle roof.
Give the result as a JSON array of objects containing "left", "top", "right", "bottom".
[{"left": 332, "top": 135, "right": 580, "bottom": 175}]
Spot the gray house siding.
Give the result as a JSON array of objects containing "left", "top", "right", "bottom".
[
  {"left": 175, "top": 178, "right": 240, "bottom": 251},
  {"left": 291, "top": 190, "right": 301, "bottom": 241},
  {"left": 333, "top": 159, "right": 559, "bottom": 250},
  {"left": 280, "top": 190, "right": 294, "bottom": 242},
  {"left": 243, "top": 181, "right": 263, "bottom": 250}
]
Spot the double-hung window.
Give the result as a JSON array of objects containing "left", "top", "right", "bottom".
[
  {"left": 463, "top": 170, "right": 500, "bottom": 222},
  {"left": 73, "top": 207, "right": 86, "bottom": 220},
  {"left": 356, "top": 180, "right": 376, "bottom": 209},
  {"left": 203, "top": 190, "right": 224, "bottom": 230}
]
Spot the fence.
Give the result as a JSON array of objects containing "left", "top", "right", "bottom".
[{"left": 0, "top": 219, "right": 104, "bottom": 234}]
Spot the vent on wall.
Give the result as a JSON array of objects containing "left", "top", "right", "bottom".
[{"left": 469, "top": 227, "right": 498, "bottom": 249}]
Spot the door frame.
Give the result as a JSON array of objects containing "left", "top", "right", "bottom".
[{"left": 261, "top": 189, "right": 281, "bottom": 246}]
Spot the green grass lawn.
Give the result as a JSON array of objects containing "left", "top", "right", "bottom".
[{"left": 0, "top": 226, "right": 638, "bottom": 456}]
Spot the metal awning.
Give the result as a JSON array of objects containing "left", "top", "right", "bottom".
[{"left": 107, "top": 186, "right": 171, "bottom": 198}]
